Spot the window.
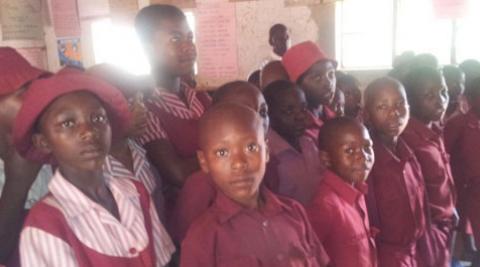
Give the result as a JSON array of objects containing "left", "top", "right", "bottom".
[{"left": 336, "top": 0, "right": 479, "bottom": 70}]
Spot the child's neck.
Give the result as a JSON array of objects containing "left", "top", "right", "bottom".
[
  {"left": 110, "top": 138, "right": 134, "bottom": 173},
  {"left": 413, "top": 115, "right": 434, "bottom": 129},
  {"left": 377, "top": 132, "right": 399, "bottom": 154},
  {"left": 152, "top": 67, "right": 181, "bottom": 93}
]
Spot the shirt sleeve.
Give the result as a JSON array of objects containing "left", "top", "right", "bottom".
[
  {"left": 20, "top": 227, "right": 77, "bottom": 267},
  {"left": 149, "top": 196, "right": 176, "bottom": 267},
  {"left": 136, "top": 111, "right": 168, "bottom": 145}
]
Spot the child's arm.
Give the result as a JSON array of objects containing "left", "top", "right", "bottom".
[
  {"left": 19, "top": 227, "right": 77, "bottom": 267},
  {"left": 0, "top": 151, "right": 41, "bottom": 263},
  {"left": 145, "top": 140, "right": 199, "bottom": 187}
]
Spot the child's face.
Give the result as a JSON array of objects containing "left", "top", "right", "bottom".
[
  {"left": 411, "top": 76, "right": 449, "bottom": 123},
  {"left": 270, "top": 88, "right": 308, "bottom": 140},
  {"left": 332, "top": 90, "right": 345, "bottom": 117},
  {"left": 197, "top": 115, "right": 268, "bottom": 208},
  {"left": 339, "top": 83, "right": 361, "bottom": 116},
  {"left": 151, "top": 17, "right": 196, "bottom": 76},
  {"left": 299, "top": 61, "right": 336, "bottom": 108},
  {"left": 446, "top": 72, "right": 465, "bottom": 104},
  {"left": 34, "top": 92, "right": 111, "bottom": 172},
  {"left": 324, "top": 124, "right": 374, "bottom": 184},
  {"left": 366, "top": 85, "right": 409, "bottom": 141}
]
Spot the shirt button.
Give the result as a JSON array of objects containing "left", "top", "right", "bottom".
[{"left": 129, "top": 248, "right": 137, "bottom": 254}]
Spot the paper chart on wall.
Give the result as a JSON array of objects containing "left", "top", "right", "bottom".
[{"left": 51, "top": 0, "right": 81, "bottom": 37}]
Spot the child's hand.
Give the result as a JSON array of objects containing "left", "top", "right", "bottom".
[{"left": 127, "top": 93, "right": 148, "bottom": 138}]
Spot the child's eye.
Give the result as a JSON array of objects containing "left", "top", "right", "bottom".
[
  {"left": 345, "top": 148, "right": 354, "bottom": 154},
  {"left": 61, "top": 120, "right": 75, "bottom": 128},
  {"left": 259, "top": 106, "right": 268, "bottom": 119},
  {"left": 92, "top": 114, "right": 107, "bottom": 124},
  {"left": 215, "top": 149, "right": 229, "bottom": 158},
  {"left": 247, "top": 143, "right": 259, "bottom": 152}
]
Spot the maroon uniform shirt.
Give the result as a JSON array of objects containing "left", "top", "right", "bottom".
[
  {"left": 402, "top": 118, "right": 456, "bottom": 267},
  {"left": 366, "top": 136, "right": 426, "bottom": 267},
  {"left": 306, "top": 170, "right": 377, "bottom": 267},
  {"left": 444, "top": 110, "right": 480, "bottom": 243},
  {"left": 180, "top": 187, "right": 330, "bottom": 267}
]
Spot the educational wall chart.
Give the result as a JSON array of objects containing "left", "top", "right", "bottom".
[{"left": 0, "top": 0, "right": 44, "bottom": 40}]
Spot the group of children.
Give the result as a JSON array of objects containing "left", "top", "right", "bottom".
[{"left": 1, "top": 3, "right": 480, "bottom": 267}]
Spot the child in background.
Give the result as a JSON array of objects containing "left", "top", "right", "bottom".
[
  {"left": 0, "top": 47, "right": 52, "bottom": 266},
  {"left": 402, "top": 67, "right": 456, "bottom": 267},
  {"left": 259, "top": 60, "right": 289, "bottom": 90},
  {"left": 180, "top": 103, "right": 329, "bottom": 267},
  {"left": 134, "top": 4, "right": 211, "bottom": 188},
  {"left": 330, "top": 89, "right": 345, "bottom": 117},
  {"left": 248, "top": 70, "right": 261, "bottom": 89},
  {"left": 282, "top": 41, "right": 337, "bottom": 139},
  {"left": 364, "top": 77, "right": 426, "bottom": 267},
  {"left": 443, "top": 65, "right": 468, "bottom": 121},
  {"left": 307, "top": 117, "right": 377, "bottom": 267},
  {"left": 263, "top": 80, "right": 325, "bottom": 204},
  {"left": 445, "top": 76, "right": 480, "bottom": 265},
  {"left": 337, "top": 73, "right": 362, "bottom": 119},
  {"left": 171, "top": 80, "right": 270, "bottom": 243},
  {"left": 14, "top": 73, "right": 174, "bottom": 266}
]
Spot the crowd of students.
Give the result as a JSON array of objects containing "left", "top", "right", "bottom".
[{"left": 1, "top": 3, "right": 480, "bottom": 267}]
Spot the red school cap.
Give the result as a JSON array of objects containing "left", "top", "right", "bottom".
[
  {"left": 0, "top": 47, "right": 50, "bottom": 96},
  {"left": 13, "top": 72, "right": 131, "bottom": 163},
  {"left": 282, "top": 41, "right": 337, "bottom": 83}
]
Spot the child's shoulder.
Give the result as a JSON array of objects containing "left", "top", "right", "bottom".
[
  {"left": 445, "top": 111, "right": 470, "bottom": 129},
  {"left": 24, "top": 194, "right": 67, "bottom": 232},
  {"left": 182, "top": 205, "right": 220, "bottom": 243}
]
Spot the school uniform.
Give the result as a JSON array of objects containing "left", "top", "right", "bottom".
[
  {"left": 366, "top": 135, "right": 426, "bottom": 267},
  {"left": 306, "top": 170, "right": 377, "bottom": 267},
  {"left": 444, "top": 109, "right": 480, "bottom": 245},
  {"left": 20, "top": 170, "right": 175, "bottom": 267},
  {"left": 266, "top": 130, "right": 325, "bottom": 205},
  {"left": 137, "top": 83, "right": 211, "bottom": 157},
  {"left": 402, "top": 118, "right": 456, "bottom": 267},
  {"left": 180, "top": 187, "right": 330, "bottom": 267}
]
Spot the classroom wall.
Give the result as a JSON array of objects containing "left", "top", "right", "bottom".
[{"left": 0, "top": 0, "right": 384, "bottom": 88}]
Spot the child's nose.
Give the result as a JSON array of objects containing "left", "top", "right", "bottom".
[
  {"left": 79, "top": 122, "right": 98, "bottom": 140},
  {"left": 231, "top": 152, "right": 248, "bottom": 170}
]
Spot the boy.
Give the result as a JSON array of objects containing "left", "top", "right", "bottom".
[
  {"left": 134, "top": 4, "right": 211, "bottom": 187},
  {"left": 263, "top": 80, "right": 324, "bottom": 204},
  {"left": 307, "top": 117, "right": 376, "bottom": 267},
  {"left": 330, "top": 89, "right": 345, "bottom": 117},
  {"left": 337, "top": 73, "right": 362, "bottom": 119},
  {"left": 282, "top": 41, "right": 337, "bottom": 139},
  {"left": 171, "top": 81, "right": 269, "bottom": 243},
  {"left": 0, "top": 47, "right": 52, "bottom": 265},
  {"left": 402, "top": 67, "right": 456, "bottom": 267},
  {"left": 14, "top": 73, "right": 175, "bottom": 266},
  {"left": 180, "top": 103, "right": 329, "bottom": 267},
  {"left": 364, "top": 77, "right": 426, "bottom": 267},
  {"left": 443, "top": 65, "right": 468, "bottom": 121},
  {"left": 445, "top": 76, "right": 480, "bottom": 262}
]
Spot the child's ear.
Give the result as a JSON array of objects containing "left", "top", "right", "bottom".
[
  {"left": 32, "top": 133, "right": 52, "bottom": 154},
  {"left": 265, "top": 137, "right": 270, "bottom": 163},
  {"left": 196, "top": 150, "right": 210, "bottom": 173},
  {"left": 319, "top": 150, "right": 332, "bottom": 168}
]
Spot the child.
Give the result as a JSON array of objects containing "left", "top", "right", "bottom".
[
  {"left": 445, "top": 76, "right": 480, "bottom": 262},
  {"left": 402, "top": 67, "right": 456, "bottom": 267},
  {"left": 263, "top": 80, "right": 325, "bottom": 204},
  {"left": 337, "top": 73, "right": 362, "bottom": 119},
  {"left": 171, "top": 81, "right": 269, "bottom": 243},
  {"left": 282, "top": 41, "right": 337, "bottom": 140},
  {"left": 364, "top": 77, "right": 426, "bottom": 267},
  {"left": 307, "top": 117, "right": 376, "bottom": 267},
  {"left": 87, "top": 64, "right": 165, "bottom": 220},
  {"left": 0, "top": 47, "right": 52, "bottom": 266},
  {"left": 443, "top": 65, "right": 468, "bottom": 121},
  {"left": 134, "top": 4, "right": 211, "bottom": 187},
  {"left": 180, "top": 103, "right": 329, "bottom": 267},
  {"left": 330, "top": 89, "right": 345, "bottom": 117},
  {"left": 259, "top": 60, "right": 289, "bottom": 89},
  {"left": 248, "top": 69, "right": 261, "bottom": 88},
  {"left": 14, "top": 73, "right": 175, "bottom": 266}
]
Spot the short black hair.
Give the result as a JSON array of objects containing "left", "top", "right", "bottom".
[
  {"left": 402, "top": 66, "right": 442, "bottom": 104},
  {"left": 269, "top": 24, "right": 287, "bottom": 39},
  {"left": 318, "top": 117, "right": 362, "bottom": 151},
  {"left": 465, "top": 76, "right": 480, "bottom": 100},
  {"left": 135, "top": 4, "right": 186, "bottom": 42},
  {"left": 212, "top": 80, "right": 259, "bottom": 105},
  {"left": 443, "top": 65, "right": 464, "bottom": 82},
  {"left": 262, "top": 80, "right": 296, "bottom": 109}
]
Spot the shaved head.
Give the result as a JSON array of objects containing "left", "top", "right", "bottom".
[
  {"left": 364, "top": 76, "right": 404, "bottom": 109},
  {"left": 198, "top": 103, "right": 264, "bottom": 150},
  {"left": 260, "top": 60, "right": 289, "bottom": 89}
]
